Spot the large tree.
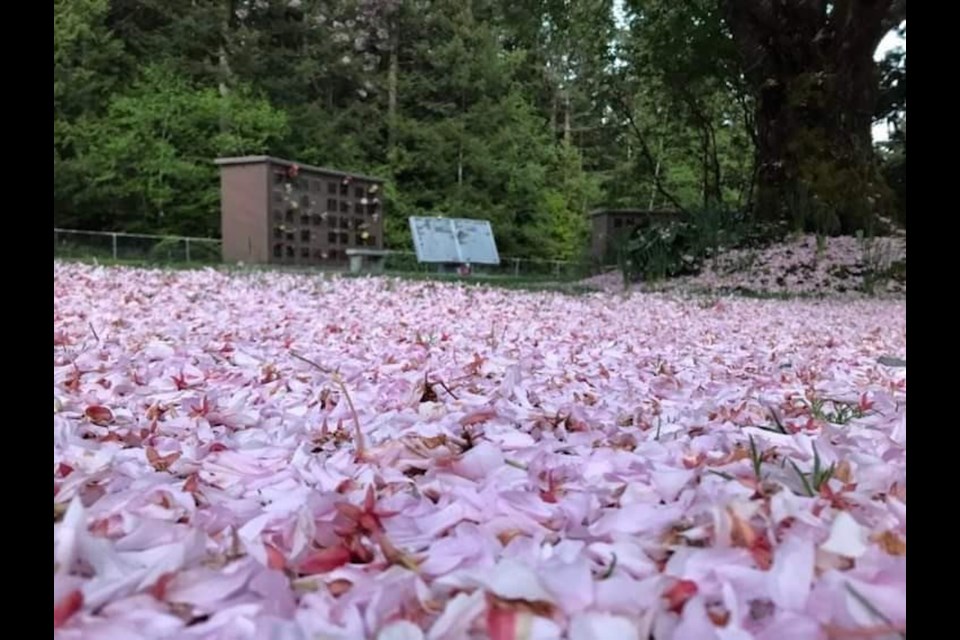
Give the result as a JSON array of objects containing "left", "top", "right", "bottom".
[
  {"left": 619, "top": 0, "right": 756, "bottom": 213},
  {"left": 722, "top": 0, "right": 906, "bottom": 233},
  {"left": 876, "top": 23, "right": 906, "bottom": 224}
]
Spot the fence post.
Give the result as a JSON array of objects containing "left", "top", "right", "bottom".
[
  {"left": 513, "top": 257, "right": 520, "bottom": 277},
  {"left": 185, "top": 238, "right": 192, "bottom": 263},
  {"left": 111, "top": 233, "right": 118, "bottom": 260},
  {"left": 553, "top": 260, "right": 561, "bottom": 278}
]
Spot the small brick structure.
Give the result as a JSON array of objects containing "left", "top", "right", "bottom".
[
  {"left": 590, "top": 208, "right": 680, "bottom": 264},
  {"left": 216, "top": 156, "right": 386, "bottom": 266}
]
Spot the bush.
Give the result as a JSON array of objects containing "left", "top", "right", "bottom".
[
  {"left": 148, "top": 237, "right": 187, "bottom": 262},
  {"left": 620, "top": 219, "right": 700, "bottom": 282},
  {"left": 619, "top": 207, "right": 782, "bottom": 283},
  {"left": 880, "top": 152, "right": 906, "bottom": 227}
]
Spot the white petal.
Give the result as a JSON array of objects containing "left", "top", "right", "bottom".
[{"left": 820, "top": 512, "right": 869, "bottom": 558}]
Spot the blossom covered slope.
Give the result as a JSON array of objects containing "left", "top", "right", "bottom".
[
  {"left": 582, "top": 233, "right": 906, "bottom": 297},
  {"left": 54, "top": 263, "right": 906, "bottom": 639}
]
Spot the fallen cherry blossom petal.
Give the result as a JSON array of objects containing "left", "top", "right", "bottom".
[
  {"left": 297, "top": 545, "right": 353, "bottom": 574},
  {"left": 378, "top": 620, "right": 426, "bottom": 640},
  {"left": 52, "top": 263, "right": 906, "bottom": 638},
  {"left": 569, "top": 612, "right": 641, "bottom": 640},
  {"left": 54, "top": 589, "right": 84, "bottom": 629},
  {"left": 820, "top": 512, "right": 870, "bottom": 559}
]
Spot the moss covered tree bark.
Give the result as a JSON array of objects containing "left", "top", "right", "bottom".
[{"left": 723, "top": 0, "right": 906, "bottom": 233}]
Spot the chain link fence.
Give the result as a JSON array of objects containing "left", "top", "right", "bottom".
[
  {"left": 54, "top": 229, "right": 222, "bottom": 264},
  {"left": 54, "top": 228, "right": 594, "bottom": 281}
]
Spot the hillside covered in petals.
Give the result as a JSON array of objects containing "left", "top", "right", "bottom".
[
  {"left": 53, "top": 263, "right": 906, "bottom": 639},
  {"left": 582, "top": 233, "right": 906, "bottom": 298}
]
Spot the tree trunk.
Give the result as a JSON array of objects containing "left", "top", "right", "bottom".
[
  {"left": 550, "top": 91, "right": 558, "bottom": 140},
  {"left": 387, "top": 14, "right": 399, "bottom": 155},
  {"left": 648, "top": 138, "right": 663, "bottom": 210},
  {"left": 218, "top": 0, "right": 236, "bottom": 135},
  {"left": 723, "top": 0, "right": 906, "bottom": 234}
]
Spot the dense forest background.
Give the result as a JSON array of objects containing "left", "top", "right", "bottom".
[{"left": 54, "top": 0, "right": 906, "bottom": 261}]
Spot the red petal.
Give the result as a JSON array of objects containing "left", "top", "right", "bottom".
[
  {"left": 486, "top": 604, "right": 517, "bottom": 640},
  {"left": 750, "top": 536, "right": 774, "bottom": 570},
  {"left": 54, "top": 590, "right": 84, "bottom": 628},
  {"left": 359, "top": 513, "right": 382, "bottom": 533},
  {"left": 183, "top": 473, "right": 200, "bottom": 494},
  {"left": 85, "top": 405, "right": 114, "bottom": 425},
  {"left": 335, "top": 503, "right": 364, "bottom": 521},
  {"left": 460, "top": 407, "right": 497, "bottom": 426},
  {"left": 146, "top": 447, "right": 181, "bottom": 472},
  {"left": 265, "top": 543, "right": 286, "bottom": 570},
  {"left": 298, "top": 545, "right": 351, "bottom": 574},
  {"left": 148, "top": 573, "right": 176, "bottom": 601},
  {"left": 664, "top": 579, "right": 698, "bottom": 613},
  {"left": 336, "top": 479, "right": 356, "bottom": 493}
]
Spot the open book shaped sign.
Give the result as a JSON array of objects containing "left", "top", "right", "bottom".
[{"left": 408, "top": 216, "right": 501, "bottom": 265}]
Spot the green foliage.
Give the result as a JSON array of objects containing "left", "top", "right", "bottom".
[
  {"left": 879, "top": 107, "right": 906, "bottom": 228},
  {"left": 788, "top": 444, "right": 835, "bottom": 497},
  {"left": 880, "top": 150, "right": 905, "bottom": 227},
  {"left": 619, "top": 206, "right": 766, "bottom": 282},
  {"left": 54, "top": 0, "right": 599, "bottom": 261},
  {"left": 804, "top": 396, "right": 867, "bottom": 426},
  {"left": 54, "top": 0, "right": 128, "bottom": 227},
  {"left": 384, "top": 2, "right": 598, "bottom": 260},
  {"left": 610, "top": 0, "right": 755, "bottom": 213},
  {"left": 620, "top": 219, "right": 699, "bottom": 282},
  {"left": 147, "top": 237, "right": 188, "bottom": 262},
  {"left": 876, "top": 25, "right": 906, "bottom": 127},
  {"left": 52, "top": 0, "right": 905, "bottom": 264},
  {"left": 68, "top": 65, "right": 287, "bottom": 235},
  {"left": 54, "top": 0, "right": 125, "bottom": 111},
  {"left": 785, "top": 111, "right": 894, "bottom": 236}
]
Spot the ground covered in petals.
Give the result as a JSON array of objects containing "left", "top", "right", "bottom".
[
  {"left": 581, "top": 233, "right": 907, "bottom": 298},
  {"left": 54, "top": 263, "right": 906, "bottom": 639}
]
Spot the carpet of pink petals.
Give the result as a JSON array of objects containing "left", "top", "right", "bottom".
[
  {"left": 54, "top": 262, "right": 906, "bottom": 639},
  {"left": 582, "top": 234, "right": 906, "bottom": 297}
]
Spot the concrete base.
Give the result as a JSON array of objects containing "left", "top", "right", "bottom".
[{"left": 346, "top": 249, "right": 391, "bottom": 274}]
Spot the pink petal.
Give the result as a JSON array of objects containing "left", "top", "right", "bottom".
[
  {"left": 569, "top": 613, "right": 641, "bottom": 640},
  {"left": 768, "top": 534, "right": 815, "bottom": 611},
  {"left": 378, "top": 620, "right": 425, "bottom": 640}
]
